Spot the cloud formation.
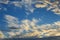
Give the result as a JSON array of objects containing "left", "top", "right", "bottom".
[
  {"left": 1, "top": 0, "right": 60, "bottom": 15},
  {"left": 0, "top": 31, "right": 5, "bottom": 38},
  {"left": 0, "top": 0, "right": 60, "bottom": 38},
  {"left": 20, "top": 21, "right": 60, "bottom": 38},
  {"left": 4, "top": 15, "right": 60, "bottom": 38},
  {"left": 5, "top": 15, "right": 19, "bottom": 28}
]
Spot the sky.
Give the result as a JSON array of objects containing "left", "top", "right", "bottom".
[{"left": 0, "top": 0, "right": 60, "bottom": 38}]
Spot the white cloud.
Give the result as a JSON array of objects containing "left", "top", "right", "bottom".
[
  {"left": 0, "top": 0, "right": 9, "bottom": 4},
  {"left": 54, "top": 21, "right": 60, "bottom": 26},
  {"left": 5, "top": 15, "right": 60, "bottom": 38},
  {"left": 52, "top": 8, "right": 60, "bottom": 15},
  {"left": 0, "top": 31, "right": 5, "bottom": 38},
  {"left": 45, "top": 0, "right": 60, "bottom": 15},
  {"left": 11, "top": 1, "right": 22, "bottom": 7},
  {"left": 1, "top": 0, "right": 60, "bottom": 15},
  {"left": 5, "top": 16, "right": 41, "bottom": 38},
  {"left": 20, "top": 18, "right": 39, "bottom": 32},
  {"left": 5, "top": 15, "right": 19, "bottom": 28},
  {"left": 35, "top": 2, "right": 47, "bottom": 8},
  {"left": 24, "top": 0, "right": 60, "bottom": 15},
  {"left": 19, "top": 21, "right": 60, "bottom": 38},
  {"left": 8, "top": 32, "right": 16, "bottom": 38}
]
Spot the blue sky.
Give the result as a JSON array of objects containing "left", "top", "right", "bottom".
[{"left": 0, "top": 0, "right": 60, "bottom": 38}]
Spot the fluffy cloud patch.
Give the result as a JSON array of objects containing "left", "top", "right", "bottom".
[
  {"left": 5, "top": 15, "right": 60, "bottom": 38},
  {"left": 0, "top": 31, "right": 5, "bottom": 38},
  {"left": 5, "top": 15, "right": 19, "bottom": 28},
  {"left": 19, "top": 21, "right": 60, "bottom": 38},
  {"left": 35, "top": 3, "right": 47, "bottom": 8}
]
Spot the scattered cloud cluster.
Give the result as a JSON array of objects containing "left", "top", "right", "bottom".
[
  {"left": 0, "top": 0, "right": 60, "bottom": 38},
  {"left": 24, "top": 0, "right": 60, "bottom": 15},
  {"left": 2, "top": 15, "right": 60, "bottom": 38},
  {"left": 0, "top": 0, "right": 60, "bottom": 15},
  {"left": 45, "top": 0, "right": 60, "bottom": 15},
  {"left": 20, "top": 21, "right": 60, "bottom": 38}
]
